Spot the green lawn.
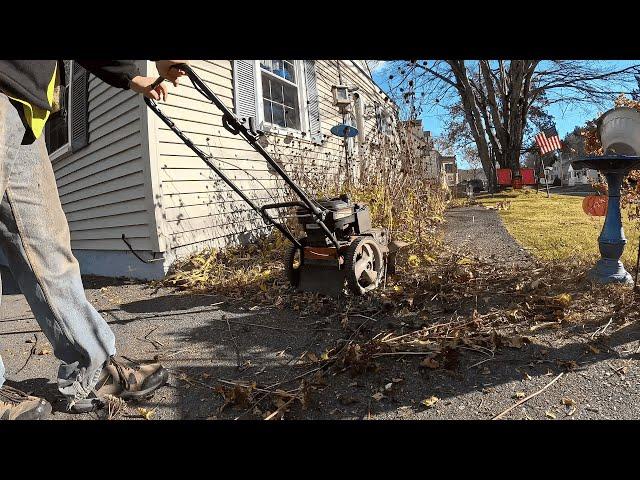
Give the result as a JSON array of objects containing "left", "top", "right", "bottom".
[{"left": 476, "top": 189, "right": 640, "bottom": 266}]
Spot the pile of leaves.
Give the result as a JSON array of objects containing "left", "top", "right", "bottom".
[
  {"left": 302, "top": 249, "right": 639, "bottom": 381},
  {"left": 200, "top": 242, "right": 640, "bottom": 419},
  {"left": 159, "top": 177, "right": 448, "bottom": 306},
  {"left": 160, "top": 231, "right": 290, "bottom": 299},
  {"left": 159, "top": 229, "right": 640, "bottom": 420}
]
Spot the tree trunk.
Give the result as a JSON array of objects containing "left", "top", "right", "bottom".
[
  {"left": 505, "top": 146, "right": 521, "bottom": 172},
  {"left": 479, "top": 152, "right": 496, "bottom": 192}
]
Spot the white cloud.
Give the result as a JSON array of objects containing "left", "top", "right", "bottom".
[{"left": 365, "top": 60, "right": 388, "bottom": 73}]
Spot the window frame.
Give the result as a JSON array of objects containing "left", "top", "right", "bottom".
[
  {"left": 378, "top": 107, "right": 395, "bottom": 136},
  {"left": 255, "top": 60, "right": 310, "bottom": 138},
  {"left": 47, "top": 60, "right": 74, "bottom": 162}
]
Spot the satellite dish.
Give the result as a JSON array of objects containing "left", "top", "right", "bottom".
[{"left": 330, "top": 124, "right": 358, "bottom": 138}]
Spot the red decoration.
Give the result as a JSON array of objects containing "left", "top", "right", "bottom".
[{"left": 582, "top": 195, "right": 608, "bottom": 216}]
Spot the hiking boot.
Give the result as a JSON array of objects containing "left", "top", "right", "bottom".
[
  {"left": 67, "top": 356, "right": 169, "bottom": 413},
  {"left": 0, "top": 385, "right": 52, "bottom": 420}
]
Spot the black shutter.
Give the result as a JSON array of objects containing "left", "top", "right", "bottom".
[
  {"left": 70, "top": 62, "right": 89, "bottom": 152},
  {"left": 304, "top": 60, "right": 321, "bottom": 143}
]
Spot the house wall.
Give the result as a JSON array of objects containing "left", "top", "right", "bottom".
[
  {"left": 402, "top": 120, "right": 439, "bottom": 179},
  {"left": 424, "top": 150, "right": 442, "bottom": 180},
  {"left": 51, "top": 60, "right": 162, "bottom": 279},
  {"left": 147, "top": 60, "right": 396, "bottom": 269},
  {"left": 439, "top": 155, "right": 458, "bottom": 186}
]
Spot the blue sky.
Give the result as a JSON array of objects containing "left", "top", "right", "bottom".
[{"left": 372, "top": 61, "right": 640, "bottom": 168}]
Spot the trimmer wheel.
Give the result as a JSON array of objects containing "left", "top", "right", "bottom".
[
  {"left": 284, "top": 237, "right": 307, "bottom": 288},
  {"left": 344, "top": 236, "right": 384, "bottom": 295}
]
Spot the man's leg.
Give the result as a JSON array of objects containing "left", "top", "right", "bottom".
[
  {"left": 1, "top": 133, "right": 116, "bottom": 402},
  {"left": 0, "top": 92, "right": 28, "bottom": 391},
  {"left": 0, "top": 92, "right": 55, "bottom": 419}
]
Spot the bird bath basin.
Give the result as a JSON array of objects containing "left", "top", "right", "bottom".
[{"left": 572, "top": 154, "right": 640, "bottom": 284}]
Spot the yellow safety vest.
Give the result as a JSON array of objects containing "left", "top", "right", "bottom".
[{"left": 5, "top": 63, "right": 58, "bottom": 139}]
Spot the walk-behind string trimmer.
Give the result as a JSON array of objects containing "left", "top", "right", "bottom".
[{"left": 145, "top": 64, "right": 403, "bottom": 297}]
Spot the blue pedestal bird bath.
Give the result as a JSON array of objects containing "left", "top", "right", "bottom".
[
  {"left": 572, "top": 155, "right": 640, "bottom": 284},
  {"left": 571, "top": 106, "right": 640, "bottom": 284}
]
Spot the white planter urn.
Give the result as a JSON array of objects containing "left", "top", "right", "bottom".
[{"left": 598, "top": 106, "right": 640, "bottom": 156}]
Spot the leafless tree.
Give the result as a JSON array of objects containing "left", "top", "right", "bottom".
[{"left": 384, "top": 60, "right": 640, "bottom": 192}]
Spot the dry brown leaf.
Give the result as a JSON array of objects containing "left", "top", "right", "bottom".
[
  {"left": 587, "top": 344, "right": 600, "bottom": 354},
  {"left": 501, "top": 335, "right": 531, "bottom": 349},
  {"left": 552, "top": 293, "right": 572, "bottom": 308},
  {"left": 421, "top": 396, "right": 439, "bottom": 408},
  {"left": 420, "top": 356, "right": 441, "bottom": 369},
  {"left": 304, "top": 352, "right": 319, "bottom": 363},
  {"left": 137, "top": 407, "right": 155, "bottom": 420},
  {"left": 456, "top": 257, "right": 473, "bottom": 265}
]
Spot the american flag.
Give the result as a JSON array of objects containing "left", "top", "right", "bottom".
[{"left": 535, "top": 126, "right": 562, "bottom": 155}]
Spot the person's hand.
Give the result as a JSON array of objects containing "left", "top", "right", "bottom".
[
  {"left": 156, "top": 60, "right": 189, "bottom": 86},
  {"left": 129, "top": 76, "right": 169, "bottom": 101}
]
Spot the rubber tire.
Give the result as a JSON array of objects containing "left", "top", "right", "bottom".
[
  {"left": 344, "top": 236, "right": 384, "bottom": 295},
  {"left": 284, "top": 237, "right": 307, "bottom": 288}
]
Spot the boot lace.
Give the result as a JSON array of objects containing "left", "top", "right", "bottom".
[{"left": 104, "top": 356, "right": 141, "bottom": 391}]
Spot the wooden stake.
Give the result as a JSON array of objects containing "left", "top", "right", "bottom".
[{"left": 492, "top": 372, "right": 564, "bottom": 420}]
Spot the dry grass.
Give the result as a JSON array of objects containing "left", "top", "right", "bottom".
[
  {"left": 477, "top": 189, "right": 640, "bottom": 267},
  {"left": 160, "top": 232, "right": 290, "bottom": 298},
  {"left": 160, "top": 179, "right": 448, "bottom": 301}
]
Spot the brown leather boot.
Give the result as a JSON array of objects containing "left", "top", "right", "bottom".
[
  {"left": 0, "top": 385, "right": 52, "bottom": 420},
  {"left": 67, "top": 356, "right": 169, "bottom": 414}
]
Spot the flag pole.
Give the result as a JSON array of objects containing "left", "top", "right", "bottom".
[
  {"left": 535, "top": 127, "right": 561, "bottom": 198},
  {"left": 542, "top": 154, "right": 551, "bottom": 198}
]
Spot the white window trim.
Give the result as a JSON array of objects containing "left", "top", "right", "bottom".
[
  {"left": 48, "top": 60, "right": 74, "bottom": 162},
  {"left": 49, "top": 139, "right": 71, "bottom": 162},
  {"left": 255, "top": 60, "right": 310, "bottom": 140}
]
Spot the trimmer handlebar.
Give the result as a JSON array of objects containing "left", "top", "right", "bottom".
[{"left": 261, "top": 201, "right": 309, "bottom": 215}]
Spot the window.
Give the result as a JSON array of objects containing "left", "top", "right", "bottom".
[
  {"left": 444, "top": 163, "right": 454, "bottom": 173},
  {"left": 45, "top": 60, "right": 72, "bottom": 157},
  {"left": 376, "top": 106, "right": 393, "bottom": 135},
  {"left": 259, "top": 60, "right": 302, "bottom": 131}
]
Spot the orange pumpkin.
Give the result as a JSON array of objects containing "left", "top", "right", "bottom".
[{"left": 582, "top": 195, "right": 608, "bottom": 216}]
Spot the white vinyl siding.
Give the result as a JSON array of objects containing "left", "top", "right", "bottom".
[
  {"left": 148, "top": 59, "right": 395, "bottom": 263},
  {"left": 52, "top": 61, "right": 153, "bottom": 253}
]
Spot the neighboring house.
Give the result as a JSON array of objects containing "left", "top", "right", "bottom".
[
  {"left": 32, "top": 60, "right": 399, "bottom": 280},
  {"left": 545, "top": 159, "right": 597, "bottom": 186},
  {"left": 400, "top": 120, "right": 441, "bottom": 180},
  {"left": 574, "top": 168, "right": 599, "bottom": 185},
  {"left": 440, "top": 156, "right": 458, "bottom": 187},
  {"left": 421, "top": 130, "right": 443, "bottom": 180}
]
